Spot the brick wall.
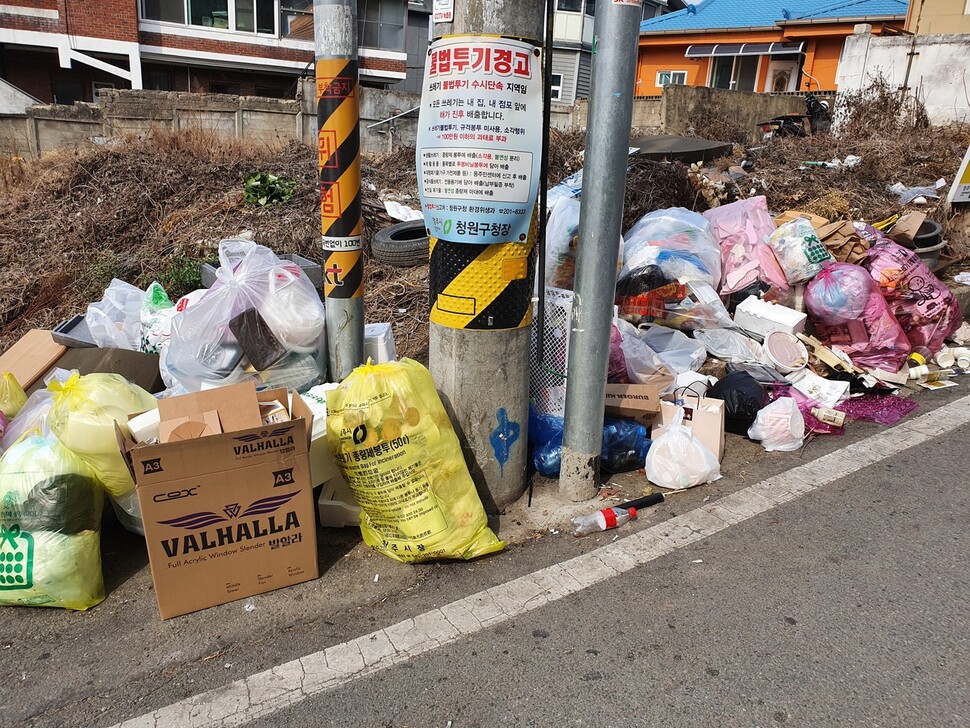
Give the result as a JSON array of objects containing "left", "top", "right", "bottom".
[{"left": 62, "top": 0, "right": 138, "bottom": 42}]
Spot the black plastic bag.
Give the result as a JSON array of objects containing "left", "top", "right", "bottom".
[{"left": 707, "top": 371, "right": 768, "bottom": 436}]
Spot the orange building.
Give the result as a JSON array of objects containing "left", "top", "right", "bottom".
[{"left": 637, "top": 0, "right": 908, "bottom": 97}]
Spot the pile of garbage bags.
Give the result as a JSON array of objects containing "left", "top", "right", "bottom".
[
  {"left": 85, "top": 238, "right": 328, "bottom": 395},
  {"left": 0, "top": 370, "right": 156, "bottom": 610},
  {"left": 534, "top": 194, "right": 962, "bottom": 485}
]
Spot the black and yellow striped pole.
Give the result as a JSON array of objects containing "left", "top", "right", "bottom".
[{"left": 314, "top": 0, "right": 364, "bottom": 380}]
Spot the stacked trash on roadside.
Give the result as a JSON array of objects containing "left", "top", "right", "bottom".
[{"left": 531, "top": 190, "right": 963, "bottom": 492}]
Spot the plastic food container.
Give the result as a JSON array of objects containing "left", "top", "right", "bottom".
[{"left": 763, "top": 331, "right": 809, "bottom": 374}]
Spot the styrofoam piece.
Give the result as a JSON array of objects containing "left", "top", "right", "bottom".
[
  {"left": 128, "top": 409, "right": 161, "bottom": 444},
  {"left": 317, "top": 474, "right": 361, "bottom": 528},
  {"left": 364, "top": 322, "right": 397, "bottom": 363},
  {"left": 300, "top": 383, "right": 341, "bottom": 486},
  {"left": 734, "top": 295, "right": 807, "bottom": 339}
]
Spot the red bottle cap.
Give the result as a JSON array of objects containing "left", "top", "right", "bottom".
[{"left": 628, "top": 507, "right": 638, "bottom": 520}]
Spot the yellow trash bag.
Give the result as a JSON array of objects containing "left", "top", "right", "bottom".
[
  {"left": 0, "top": 372, "right": 27, "bottom": 419},
  {"left": 0, "top": 434, "right": 105, "bottom": 610},
  {"left": 327, "top": 358, "right": 505, "bottom": 563},
  {"left": 46, "top": 372, "right": 157, "bottom": 499}
]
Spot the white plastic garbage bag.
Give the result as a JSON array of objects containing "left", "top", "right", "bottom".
[
  {"left": 621, "top": 207, "right": 721, "bottom": 288},
  {"left": 85, "top": 280, "right": 145, "bottom": 351},
  {"left": 639, "top": 325, "right": 707, "bottom": 374},
  {"left": 747, "top": 397, "right": 805, "bottom": 452},
  {"left": 645, "top": 406, "right": 721, "bottom": 489}
]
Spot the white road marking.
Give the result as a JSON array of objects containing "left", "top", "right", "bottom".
[{"left": 112, "top": 395, "right": 970, "bottom": 728}]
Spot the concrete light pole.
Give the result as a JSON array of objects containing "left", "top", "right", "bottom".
[
  {"left": 559, "top": 0, "right": 643, "bottom": 501},
  {"left": 427, "top": 0, "right": 546, "bottom": 512},
  {"left": 314, "top": 0, "right": 365, "bottom": 380}
]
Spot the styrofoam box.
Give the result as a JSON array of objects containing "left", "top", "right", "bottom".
[
  {"left": 317, "top": 474, "right": 361, "bottom": 528},
  {"left": 365, "top": 322, "right": 397, "bottom": 363},
  {"left": 733, "top": 296, "right": 806, "bottom": 339}
]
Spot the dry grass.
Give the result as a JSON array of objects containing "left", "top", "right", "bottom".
[{"left": 0, "top": 128, "right": 429, "bottom": 360}]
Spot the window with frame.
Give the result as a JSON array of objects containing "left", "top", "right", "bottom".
[
  {"left": 142, "top": 0, "right": 276, "bottom": 34},
  {"left": 585, "top": 0, "right": 595, "bottom": 16},
  {"left": 656, "top": 70, "right": 687, "bottom": 87},
  {"left": 281, "top": 0, "right": 313, "bottom": 39},
  {"left": 549, "top": 73, "right": 563, "bottom": 101},
  {"left": 358, "top": 0, "right": 405, "bottom": 51},
  {"left": 557, "top": 0, "right": 583, "bottom": 12}
]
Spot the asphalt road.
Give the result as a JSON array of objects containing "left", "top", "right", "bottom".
[{"left": 2, "top": 384, "right": 969, "bottom": 727}]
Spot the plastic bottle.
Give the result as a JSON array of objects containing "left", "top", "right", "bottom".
[
  {"left": 570, "top": 507, "right": 638, "bottom": 537},
  {"left": 811, "top": 407, "right": 846, "bottom": 427},
  {"left": 907, "top": 346, "right": 932, "bottom": 367}
]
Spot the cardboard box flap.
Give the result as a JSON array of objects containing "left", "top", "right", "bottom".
[
  {"left": 0, "top": 330, "right": 66, "bottom": 391},
  {"left": 290, "top": 393, "right": 315, "bottom": 451},
  {"left": 157, "top": 381, "right": 261, "bottom": 433}
]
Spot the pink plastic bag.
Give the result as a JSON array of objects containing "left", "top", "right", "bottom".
[
  {"left": 860, "top": 227, "right": 962, "bottom": 353},
  {"left": 805, "top": 263, "right": 872, "bottom": 325},
  {"left": 703, "top": 197, "right": 790, "bottom": 298},
  {"left": 608, "top": 325, "right": 630, "bottom": 384},
  {"left": 813, "top": 288, "right": 910, "bottom": 372}
]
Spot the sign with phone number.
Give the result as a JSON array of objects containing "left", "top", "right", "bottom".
[{"left": 416, "top": 35, "right": 542, "bottom": 245}]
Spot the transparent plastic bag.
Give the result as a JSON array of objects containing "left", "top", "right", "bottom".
[
  {"left": 46, "top": 371, "right": 157, "bottom": 500},
  {"left": 616, "top": 319, "right": 667, "bottom": 380},
  {"left": 544, "top": 197, "right": 623, "bottom": 290},
  {"left": 767, "top": 218, "right": 835, "bottom": 284},
  {"left": 621, "top": 207, "right": 721, "bottom": 288},
  {"left": 703, "top": 196, "right": 789, "bottom": 297},
  {"left": 748, "top": 397, "right": 805, "bottom": 452},
  {"left": 529, "top": 410, "right": 650, "bottom": 477},
  {"left": 85, "top": 279, "right": 145, "bottom": 351},
  {"left": 693, "top": 328, "right": 764, "bottom": 364},
  {"left": 0, "top": 434, "right": 105, "bottom": 610},
  {"left": 139, "top": 281, "right": 175, "bottom": 355},
  {"left": 608, "top": 325, "right": 630, "bottom": 384},
  {"left": 327, "top": 358, "right": 504, "bottom": 563},
  {"left": 0, "top": 372, "right": 27, "bottom": 418},
  {"left": 618, "top": 280, "right": 733, "bottom": 332},
  {"left": 166, "top": 239, "right": 326, "bottom": 390},
  {"left": 645, "top": 406, "right": 721, "bottom": 490},
  {"left": 639, "top": 324, "right": 707, "bottom": 374}
]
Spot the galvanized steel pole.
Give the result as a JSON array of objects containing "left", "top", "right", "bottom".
[
  {"left": 559, "top": 0, "right": 642, "bottom": 501},
  {"left": 314, "top": 0, "right": 365, "bottom": 380},
  {"left": 429, "top": 0, "right": 545, "bottom": 512}
]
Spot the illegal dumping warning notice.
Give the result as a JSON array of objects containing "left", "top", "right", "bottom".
[{"left": 416, "top": 35, "right": 542, "bottom": 245}]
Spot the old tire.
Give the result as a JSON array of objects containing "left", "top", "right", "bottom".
[{"left": 371, "top": 220, "right": 429, "bottom": 267}]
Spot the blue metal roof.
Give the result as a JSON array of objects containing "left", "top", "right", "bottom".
[{"left": 640, "top": 0, "right": 907, "bottom": 32}]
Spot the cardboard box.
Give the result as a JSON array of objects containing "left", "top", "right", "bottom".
[
  {"left": 887, "top": 212, "right": 927, "bottom": 247},
  {"left": 121, "top": 381, "right": 319, "bottom": 619},
  {"left": 32, "top": 347, "right": 165, "bottom": 395},
  {"left": 604, "top": 376, "right": 675, "bottom": 426},
  {"left": 774, "top": 210, "right": 829, "bottom": 230},
  {"left": 817, "top": 220, "right": 869, "bottom": 265},
  {"left": 0, "top": 330, "right": 66, "bottom": 390},
  {"left": 655, "top": 396, "right": 726, "bottom": 462}
]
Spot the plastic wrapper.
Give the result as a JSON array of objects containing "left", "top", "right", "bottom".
[
  {"left": 645, "top": 406, "right": 721, "bottom": 489},
  {"left": 861, "top": 231, "right": 962, "bottom": 354},
  {"left": 608, "top": 325, "right": 630, "bottom": 384},
  {"left": 530, "top": 410, "right": 651, "bottom": 477},
  {"left": 327, "top": 358, "right": 504, "bottom": 563},
  {"left": 767, "top": 218, "right": 835, "bottom": 284},
  {"left": 544, "top": 197, "right": 622, "bottom": 289},
  {"left": 0, "top": 435, "right": 104, "bottom": 610},
  {"left": 46, "top": 372, "right": 157, "bottom": 500},
  {"left": 707, "top": 371, "right": 768, "bottom": 436},
  {"left": 805, "top": 263, "right": 873, "bottom": 324},
  {"left": 748, "top": 397, "right": 805, "bottom": 452},
  {"left": 0, "top": 372, "right": 27, "bottom": 418},
  {"left": 638, "top": 325, "right": 706, "bottom": 374},
  {"left": 139, "top": 281, "right": 175, "bottom": 355},
  {"left": 839, "top": 394, "right": 919, "bottom": 426},
  {"left": 693, "top": 328, "right": 764, "bottom": 364},
  {"left": 85, "top": 279, "right": 145, "bottom": 351},
  {"left": 166, "top": 239, "right": 327, "bottom": 391},
  {"left": 621, "top": 208, "right": 721, "bottom": 288},
  {"left": 703, "top": 196, "right": 790, "bottom": 299}
]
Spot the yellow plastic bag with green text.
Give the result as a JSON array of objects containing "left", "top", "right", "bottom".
[
  {"left": 0, "top": 372, "right": 27, "bottom": 418},
  {"left": 327, "top": 358, "right": 504, "bottom": 563}
]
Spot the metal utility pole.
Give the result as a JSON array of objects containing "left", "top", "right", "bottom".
[
  {"left": 314, "top": 0, "right": 364, "bottom": 380},
  {"left": 424, "top": 0, "right": 544, "bottom": 512},
  {"left": 559, "top": 0, "right": 642, "bottom": 501}
]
